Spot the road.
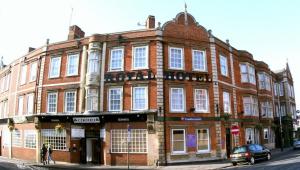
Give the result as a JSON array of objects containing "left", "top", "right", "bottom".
[{"left": 222, "top": 149, "right": 300, "bottom": 170}]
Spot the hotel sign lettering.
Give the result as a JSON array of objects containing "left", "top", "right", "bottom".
[{"left": 104, "top": 70, "right": 212, "bottom": 83}]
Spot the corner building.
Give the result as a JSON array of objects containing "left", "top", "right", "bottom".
[{"left": 0, "top": 12, "right": 296, "bottom": 166}]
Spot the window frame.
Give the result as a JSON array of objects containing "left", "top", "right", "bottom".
[
  {"left": 47, "top": 92, "right": 58, "bottom": 113},
  {"left": 49, "top": 56, "right": 61, "bottom": 78},
  {"left": 240, "top": 63, "right": 256, "bottom": 84},
  {"left": 108, "top": 87, "right": 123, "bottom": 112},
  {"left": 169, "top": 47, "right": 184, "bottom": 70},
  {"left": 171, "top": 129, "right": 186, "bottom": 154},
  {"left": 109, "top": 47, "right": 124, "bottom": 72},
  {"left": 66, "top": 53, "right": 80, "bottom": 76},
  {"left": 263, "top": 128, "right": 269, "bottom": 140},
  {"left": 223, "top": 91, "right": 231, "bottom": 114},
  {"left": 41, "top": 129, "right": 67, "bottom": 151},
  {"left": 194, "top": 89, "right": 209, "bottom": 113},
  {"left": 132, "top": 86, "right": 148, "bottom": 111},
  {"left": 192, "top": 49, "right": 207, "bottom": 72},
  {"left": 27, "top": 93, "right": 34, "bottom": 115},
  {"left": 24, "top": 130, "right": 36, "bottom": 149},
  {"left": 170, "top": 87, "right": 185, "bottom": 112},
  {"left": 18, "top": 95, "right": 24, "bottom": 116},
  {"left": 20, "top": 65, "right": 27, "bottom": 85},
  {"left": 243, "top": 96, "right": 258, "bottom": 116},
  {"left": 29, "top": 62, "right": 37, "bottom": 82},
  {"left": 196, "top": 128, "right": 210, "bottom": 153},
  {"left": 12, "top": 129, "right": 22, "bottom": 147},
  {"left": 132, "top": 45, "right": 149, "bottom": 70},
  {"left": 86, "top": 88, "right": 98, "bottom": 112},
  {"left": 87, "top": 51, "right": 100, "bottom": 74},
  {"left": 64, "top": 90, "right": 77, "bottom": 113},
  {"left": 220, "top": 55, "right": 228, "bottom": 76}
]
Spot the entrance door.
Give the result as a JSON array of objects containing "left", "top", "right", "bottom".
[
  {"left": 86, "top": 138, "right": 93, "bottom": 162},
  {"left": 226, "top": 128, "right": 231, "bottom": 159}
]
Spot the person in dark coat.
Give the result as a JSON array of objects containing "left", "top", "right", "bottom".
[{"left": 41, "top": 144, "right": 47, "bottom": 165}]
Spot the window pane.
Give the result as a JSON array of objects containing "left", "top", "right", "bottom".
[
  {"left": 109, "top": 88, "right": 122, "bottom": 111},
  {"left": 67, "top": 54, "right": 79, "bottom": 75},
  {"left": 47, "top": 93, "right": 57, "bottom": 113},
  {"left": 171, "top": 88, "right": 184, "bottom": 111},
  {"left": 133, "top": 87, "right": 147, "bottom": 110},
  {"left": 194, "top": 89, "right": 208, "bottom": 112},
  {"left": 223, "top": 92, "right": 230, "bottom": 113},
  {"left": 88, "top": 51, "right": 99, "bottom": 73},
  {"left": 193, "top": 50, "right": 206, "bottom": 71},
  {"left": 220, "top": 55, "right": 228, "bottom": 76},
  {"left": 133, "top": 46, "right": 147, "bottom": 69},
  {"left": 170, "top": 48, "right": 183, "bottom": 69},
  {"left": 110, "top": 49, "right": 123, "bottom": 70},
  {"left": 65, "top": 91, "right": 76, "bottom": 112},
  {"left": 30, "top": 63, "right": 37, "bottom": 81}
]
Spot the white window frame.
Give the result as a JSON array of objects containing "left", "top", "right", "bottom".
[
  {"left": 263, "top": 128, "right": 269, "bottom": 140},
  {"left": 47, "top": 92, "right": 58, "bottom": 113},
  {"left": 66, "top": 53, "right": 80, "bottom": 76},
  {"left": 220, "top": 55, "right": 228, "bottom": 76},
  {"left": 110, "top": 129, "right": 148, "bottom": 153},
  {"left": 223, "top": 91, "right": 231, "bottom": 114},
  {"left": 197, "top": 128, "right": 210, "bottom": 153},
  {"left": 243, "top": 96, "right": 258, "bottom": 116},
  {"left": 29, "top": 62, "right": 37, "bottom": 82},
  {"left": 18, "top": 96, "right": 24, "bottom": 116},
  {"left": 49, "top": 56, "right": 61, "bottom": 78},
  {"left": 245, "top": 128, "right": 254, "bottom": 144},
  {"left": 64, "top": 90, "right": 76, "bottom": 113},
  {"left": 27, "top": 93, "right": 34, "bottom": 115},
  {"left": 194, "top": 89, "right": 209, "bottom": 113},
  {"left": 24, "top": 130, "right": 36, "bottom": 149},
  {"left": 108, "top": 87, "right": 123, "bottom": 112},
  {"left": 20, "top": 65, "right": 27, "bottom": 85},
  {"left": 86, "top": 88, "right": 98, "bottom": 111},
  {"left": 279, "top": 83, "right": 284, "bottom": 96},
  {"left": 170, "top": 87, "right": 185, "bottom": 112},
  {"left": 240, "top": 63, "right": 256, "bottom": 84},
  {"left": 258, "top": 72, "right": 271, "bottom": 91},
  {"left": 41, "top": 129, "right": 67, "bottom": 150},
  {"left": 132, "top": 86, "right": 148, "bottom": 111},
  {"left": 12, "top": 129, "right": 22, "bottom": 147},
  {"left": 261, "top": 101, "right": 273, "bottom": 118},
  {"left": 169, "top": 47, "right": 184, "bottom": 70},
  {"left": 87, "top": 51, "right": 100, "bottom": 74},
  {"left": 132, "top": 45, "right": 149, "bottom": 70},
  {"left": 171, "top": 129, "right": 186, "bottom": 154},
  {"left": 109, "top": 47, "right": 124, "bottom": 71},
  {"left": 192, "top": 50, "right": 207, "bottom": 72}
]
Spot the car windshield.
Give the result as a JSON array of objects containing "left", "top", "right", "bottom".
[{"left": 233, "top": 146, "right": 247, "bottom": 153}]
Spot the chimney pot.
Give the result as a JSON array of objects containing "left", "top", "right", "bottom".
[
  {"left": 68, "top": 25, "right": 85, "bottom": 40},
  {"left": 146, "top": 15, "right": 155, "bottom": 29}
]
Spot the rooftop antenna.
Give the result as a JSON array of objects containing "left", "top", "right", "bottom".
[
  {"left": 184, "top": 1, "right": 188, "bottom": 25},
  {"left": 137, "top": 22, "right": 145, "bottom": 27},
  {"left": 69, "top": 7, "right": 74, "bottom": 27}
]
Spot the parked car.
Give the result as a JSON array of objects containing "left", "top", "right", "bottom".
[
  {"left": 293, "top": 139, "right": 300, "bottom": 150},
  {"left": 230, "top": 144, "right": 271, "bottom": 166}
]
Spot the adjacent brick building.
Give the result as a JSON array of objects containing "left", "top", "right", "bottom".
[{"left": 0, "top": 11, "right": 297, "bottom": 166}]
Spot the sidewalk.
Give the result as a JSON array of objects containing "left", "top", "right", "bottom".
[{"left": 0, "top": 147, "right": 294, "bottom": 170}]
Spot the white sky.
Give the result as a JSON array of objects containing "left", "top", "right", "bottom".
[{"left": 0, "top": 0, "right": 299, "bottom": 109}]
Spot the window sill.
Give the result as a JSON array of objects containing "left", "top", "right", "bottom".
[
  {"left": 65, "top": 74, "right": 79, "bottom": 77},
  {"left": 168, "top": 68, "right": 185, "bottom": 71},
  {"left": 107, "top": 70, "right": 124, "bottom": 73},
  {"left": 169, "top": 111, "right": 187, "bottom": 114},
  {"left": 170, "top": 152, "right": 188, "bottom": 156},
  {"left": 194, "top": 111, "right": 210, "bottom": 113},
  {"left": 196, "top": 151, "right": 211, "bottom": 154},
  {"left": 48, "top": 76, "right": 61, "bottom": 79},
  {"left": 131, "top": 68, "right": 149, "bottom": 71}
]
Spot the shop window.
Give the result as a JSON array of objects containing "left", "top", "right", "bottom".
[
  {"left": 194, "top": 89, "right": 209, "bottom": 112},
  {"left": 12, "top": 129, "right": 22, "bottom": 147},
  {"left": 169, "top": 47, "right": 184, "bottom": 70},
  {"left": 133, "top": 46, "right": 148, "bottom": 69},
  {"left": 171, "top": 129, "right": 186, "bottom": 154},
  {"left": 24, "top": 130, "right": 36, "bottom": 149},
  {"left": 197, "top": 128, "right": 210, "bottom": 153},
  {"left": 192, "top": 50, "right": 206, "bottom": 71},
  {"left": 109, "top": 48, "right": 124, "bottom": 71},
  {"left": 41, "top": 129, "right": 67, "bottom": 150},
  {"left": 66, "top": 53, "right": 79, "bottom": 76},
  {"left": 111, "top": 129, "right": 147, "bottom": 153}
]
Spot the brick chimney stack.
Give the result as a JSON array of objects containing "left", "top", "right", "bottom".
[
  {"left": 146, "top": 15, "right": 155, "bottom": 29},
  {"left": 68, "top": 25, "right": 85, "bottom": 40}
]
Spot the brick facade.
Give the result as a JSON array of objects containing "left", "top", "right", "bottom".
[{"left": 0, "top": 11, "right": 296, "bottom": 166}]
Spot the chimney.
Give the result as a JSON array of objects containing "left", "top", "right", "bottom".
[
  {"left": 28, "top": 47, "right": 36, "bottom": 53},
  {"left": 68, "top": 25, "right": 85, "bottom": 40},
  {"left": 146, "top": 15, "right": 155, "bottom": 29}
]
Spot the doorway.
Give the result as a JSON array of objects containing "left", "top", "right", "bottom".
[
  {"left": 226, "top": 128, "right": 231, "bottom": 159},
  {"left": 86, "top": 138, "right": 98, "bottom": 163}
]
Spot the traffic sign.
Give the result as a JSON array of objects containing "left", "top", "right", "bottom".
[{"left": 231, "top": 125, "right": 239, "bottom": 135}]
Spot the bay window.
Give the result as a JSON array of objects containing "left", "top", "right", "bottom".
[
  {"left": 240, "top": 63, "right": 256, "bottom": 84},
  {"left": 261, "top": 101, "right": 273, "bottom": 118},
  {"left": 86, "top": 89, "right": 98, "bottom": 111},
  {"left": 87, "top": 51, "right": 99, "bottom": 74},
  {"left": 243, "top": 96, "right": 258, "bottom": 116},
  {"left": 258, "top": 72, "right": 271, "bottom": 90}
]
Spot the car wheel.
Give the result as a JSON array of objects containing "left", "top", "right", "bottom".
[
  {"left": 250, "top": 157, "right": 255, "bottom": 165},
  {"left": 267, "top": 153, "right": 271, "bottom": 160},
  {"left": 232, "top": 162, "right": 237, "bottom": 166}
]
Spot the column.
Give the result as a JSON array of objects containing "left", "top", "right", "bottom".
[{"left": 79, "top": 45, "right": 88, "bottom": 113}]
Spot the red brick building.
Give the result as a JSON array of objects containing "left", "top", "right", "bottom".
[{"left": 0, "top": 11, "right": 296, "bottom": 166}]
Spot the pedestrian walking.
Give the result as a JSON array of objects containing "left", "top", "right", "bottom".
[
  {"left": 41, "top": 144, "right": 47, "bottom": 165},
  {"left": 47, "top": 144, "right": 55, "bottom": 164}
]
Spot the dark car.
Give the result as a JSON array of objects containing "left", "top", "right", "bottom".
[
  {"left": 230, "top": 144, "right": 271, "bottom": 166},
  {"left": 293, "top": 139, "right": 300, "bottom": 150}
]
